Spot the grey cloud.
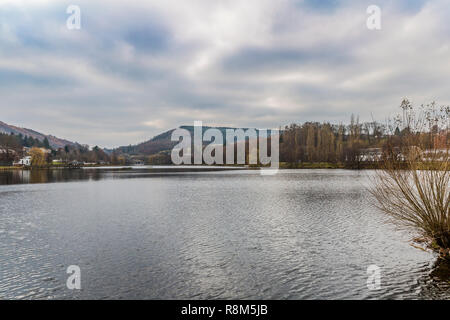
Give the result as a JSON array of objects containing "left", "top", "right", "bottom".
[{"left": 0, "top": 0, "right": 449, "bottom": 148}]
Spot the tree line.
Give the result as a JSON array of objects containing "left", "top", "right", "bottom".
[
  {"left": 0, "top": 132, "right": 110, "bottom": 166},
  {"left": 2, "top": 100, "right": 448, "bottom": 167},
  {"left": 279, "top": 115, "right": 386, "bottom": 167}
]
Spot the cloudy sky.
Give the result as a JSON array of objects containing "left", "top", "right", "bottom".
[{"left": 0, "top": 0, "right": 449, "bottom": 147}]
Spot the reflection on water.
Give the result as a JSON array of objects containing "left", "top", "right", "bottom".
[
  {"left": 0, "top": 169, "right": 448, "bottom": 299},
  {"left": 431, "top": 260, "right": 450, "bottom": 281},
  {"left": 0, "top": 167, "right": 245, "bottom": 185},
  {"left": 423, "top": 260, "right": 450, "bottom": 297},
  {"left": 0, "top": 169, "right": 103, "bottom": 185}
]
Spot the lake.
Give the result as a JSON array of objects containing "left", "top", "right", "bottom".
[{"left": 0, "top": 168, "right": 448, "bottom": 299}]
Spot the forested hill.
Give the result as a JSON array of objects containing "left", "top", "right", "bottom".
[
  {"left": 0, "top": 121, "right": 77, "bottom": 149},
  {"left": 114, "top": 125, "right": 273, "bottom": 155}
]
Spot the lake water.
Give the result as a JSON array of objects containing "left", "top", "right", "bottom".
[{"left": 0, "top": 168, "right": 448, "bottom": 299}]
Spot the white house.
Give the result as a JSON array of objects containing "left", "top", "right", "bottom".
[
  {"left": 133, "top": 159, "right": 145, "bottom": 166},
  {"left": 358, "top": 148, "right": 383, "bottom": 162},
  {"left": 0, "top": 148, "right": 16, "bottom": 154},
  {"left": 14, "top": 156, "right": 32, "bottom": 166}
]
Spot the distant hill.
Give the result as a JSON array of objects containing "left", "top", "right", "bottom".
[
  {"left": 0, "top": 120, "right": 272, "bottom": 155},
  {"left": 115, "top": 125, "right": 274, "bottom": 155},
  {"left": 0, "top": 121, "right": 78, "bottom": 149}
]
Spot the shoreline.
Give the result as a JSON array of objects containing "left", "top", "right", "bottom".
[
  {"left": 0, "top": 163, "right": 381, "bottom": 171},
  {"left": 0, "top": 166, "right": 27, "bottom": 171}
]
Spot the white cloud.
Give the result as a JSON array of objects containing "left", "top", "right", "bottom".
[{"left": 142, "top": 119, "right": 167, "bottom": 129}]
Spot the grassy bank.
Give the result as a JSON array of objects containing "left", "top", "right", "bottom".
[
  {"left": 0, "top": 166, "right": 25, "bottom": 171},
  {"left": 278, "top": 162, "right": 390, "bottom": 169},
  {"left": 279, "top": 162, "right": 346, "bottom": 169}
]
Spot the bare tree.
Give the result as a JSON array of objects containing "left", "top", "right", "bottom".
[{"left": 370, "top": 100, "right": 449, "bottom": 259}]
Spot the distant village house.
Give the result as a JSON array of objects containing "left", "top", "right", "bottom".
[{"left": 13, "top": 156, "right": 32, "bottom": 166}]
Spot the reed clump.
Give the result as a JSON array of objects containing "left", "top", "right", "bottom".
[{"left": 370, "top": 100, "right": 449, "bottom": 260}]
